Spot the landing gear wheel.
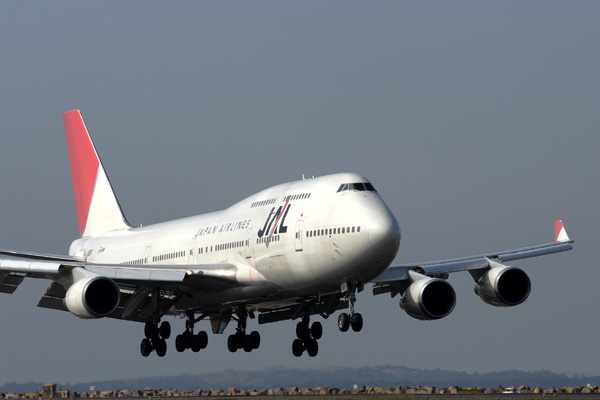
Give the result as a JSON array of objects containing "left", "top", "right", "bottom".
[
  {"left": 243, "top": 339, "right": 253, "bottom": 352},
  {"left": 159, "top": 321, "right": 171, "bottom": 339},
  {"left": 191, "top": 335, "right": 202, "bottom": 352},
  {"left": 155, "top": 338, "right": 167, "bottom": 357},
  {"left": 227, "top": 334, "right": 238, "bottom": 352},
  {"left": 182, "top": 330, "right": 193, "bottom": 349},
  {"left": 305, "top": 338, "right": 319, "bottom": 357},
  {"left": 351, "top": 313, "right": 363, "bottom": 332},
  {"left": 144, "top": 321, "right": 157, "bottom": 339},
  {"left": 198, "top": 331, "right": 208, "bottom": 349},
  {"left": 296, "top": 321, "right": 310, "bottom": 340},
  {"left": 140, "top": 338, "right": 153, "bottom": 357},
  {"left": 234, "top": 331, "right": 245, "bottom": 349},
  {"left": 310, "top": 321, "right": 323, "bottom": 340},
  {"left": 175, "top": 334, "right": 186, "bottom": 352},
  {"left": 249, "top": 331, "right": 261, "bottom": 349},
  {"left": 292, "top": 339, "right": 304, "bottom": 357},
  {"left": 338, "top": 313, "right": 350, "bottom": 332}
]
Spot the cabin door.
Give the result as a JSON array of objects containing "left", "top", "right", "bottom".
[{"left": 295, "top": 220, "right": 304, "bottom": 251}]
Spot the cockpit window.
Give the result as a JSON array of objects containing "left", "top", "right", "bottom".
[{"left": 337, "top": 182, "right": 376, "bottom": 193}]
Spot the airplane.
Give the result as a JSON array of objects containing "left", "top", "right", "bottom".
[{"left": 0, "top": 109, "right": 574, "bottom": 358}]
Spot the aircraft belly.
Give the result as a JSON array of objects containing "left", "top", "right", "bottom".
[{"left": 173, "top": 282, "right": 292, "bottom": 311}]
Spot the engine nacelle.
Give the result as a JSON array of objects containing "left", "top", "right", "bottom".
[
  {"left": 400, "top": 273, "right": 456, "bottom": 320},
  {"left": 64, "top": 273, "right": 120, "bottom": 319},
  {"left": 474, "top": 261, "right": 531, "bottom": 307}
]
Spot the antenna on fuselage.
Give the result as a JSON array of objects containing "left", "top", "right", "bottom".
[{"left": 302, "top": 174, "right": 305, "bottom": 180}]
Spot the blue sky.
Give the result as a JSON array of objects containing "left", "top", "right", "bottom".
[{"left": 0, "top": 1, "right": 598, "bottom": 385}]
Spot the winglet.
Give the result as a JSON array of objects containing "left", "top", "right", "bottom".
[{"left": 554, "top": 220, "right": 571, "bottom": 243}]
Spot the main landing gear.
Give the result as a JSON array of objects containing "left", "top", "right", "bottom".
[
  {"left": 227, "top": 308, "right": 261, "bottom": 353},
  {"left": 292, "top": 316, "right": 322, "bottom": 357},
  {"left": 140, "top": 320, "right": 171, "bottom": 357},
  {"left": 175, "top": 312, "right": 209, "bottom": 353},
  {"left": 337, "top": 283, "right": 363, "bottom": 333}
]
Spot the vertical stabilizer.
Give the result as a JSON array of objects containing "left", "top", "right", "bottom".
[{"left": 63, "top": 109, "right": 131, "bottom": 237}]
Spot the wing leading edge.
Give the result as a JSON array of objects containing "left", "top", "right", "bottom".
[{"left": 373, "top": 220, "right": 573, "bottom": 296}]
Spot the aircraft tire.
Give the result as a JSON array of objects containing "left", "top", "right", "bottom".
[
  {"left": 310, "top": 321, "right": 323, "bottom": 339},
  {"left": 249, "top": 331, "right": 261, "bottom": 349},
  {"left": 227, "top": 334, "right": 238, "bottom": 352},
  {"left": 351, "top": 313, "right": 363, "bottom": 332},
  {"left": 155, "top": 339, "right": 167, "bottom": 357},
  {"left": 305, "top": 338, "right": 319, "bottom": 357},
  {"left": 296, "top": 321, "right": 310, "bottom": 340},
  {"left": 234, "top": 331, "right": 245, "bottom": 348},
  {"left": 159, "top": 321, "right": 171, "bottom": 339},
  {"left": 191, "top": 335, "right": 202, "bottom": 352},
  {"left": 144, "top": 321, "right": 157, "bottom": 339},
  {"left": 140, "top": 338, "right": 153, "bottom": 357},
  {"left": 182, "top": 330, "right": 193, "bottom": 349},
  {"left": 198, "top": 331, "right": 209, "bottom": 349},
  {"left": 292, "top": 339, "right": 304, "bottom": 357},
  {"left": 338, "top": 313, "right": 350, "bottom": 332},
  {"left": 175, "top": 334, "right": 186, "bottom": 352}
]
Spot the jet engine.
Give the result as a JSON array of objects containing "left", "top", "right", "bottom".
[
  {"left": 400, "top": 271, "right": 456, "bottom": 320},
  {"left": 64, "top": 271, "right": 120, "bottom": 319},
  {"left": 474, "top": 259, "right": 530, "bottom": 307}
]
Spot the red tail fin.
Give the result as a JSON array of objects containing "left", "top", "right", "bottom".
[{"left": 63, "top": 110, "right": 130, "bottom": 236}]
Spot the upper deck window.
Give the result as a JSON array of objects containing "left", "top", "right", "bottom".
[{"left": 336, "top": 182, "right": 376, "bottom": 193}]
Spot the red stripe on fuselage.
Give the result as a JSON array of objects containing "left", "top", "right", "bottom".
[
  {"left": 267, "top": 195, "right": 291, "bottom": 247},
  {"left": 63, "top": 110, "right": 100, "bottom": 235}
]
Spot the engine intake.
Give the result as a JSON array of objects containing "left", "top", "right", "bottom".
[
  {"left": 65, "top": 272, "right": 120, "bottom": 319},
  {"left": 474, "top": 260, "right": 530, "bottom": 307},
  {"left": 400, "top": 272, "right": 456, "bottom": 320}
]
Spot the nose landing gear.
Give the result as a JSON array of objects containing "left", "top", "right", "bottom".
[{"left": 338, "top": 282, "right": 363, "bottom": 333}]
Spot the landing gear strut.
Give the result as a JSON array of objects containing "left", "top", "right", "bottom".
[
  {"left": 227, "top": 308, "right": 261, "bottom": 353},
  {"left": 140, "top": 319, "right": 171, "bottom": 357},
  {"left": 338, "top": 282, "right": 363, "bottom": 333},
  {"left": 292, "top": 316, "right": 322, "bottom": 357},
  {"left": 175, "top": 312, "right": 209, "bottom": 353}
]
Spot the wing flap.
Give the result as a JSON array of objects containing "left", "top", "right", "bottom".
[
  {"left": 85, "top": 266, "right": 188, "bottom": 282},
  {"left": 81, "top": 263, "right": 238, "bottom": 286},
  {"left": 0, "top": 258, "right": 61, "bottom": 274}
]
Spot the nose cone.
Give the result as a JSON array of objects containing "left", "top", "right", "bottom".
[{"left": 369, "top": 213, "right": 401, "bottom": 252}]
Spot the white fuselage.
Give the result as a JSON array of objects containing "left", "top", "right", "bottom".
[{"left": 68, "top": 173, "right": 401, "bottom": 312}]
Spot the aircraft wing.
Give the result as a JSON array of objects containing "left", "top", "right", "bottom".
[
  {"left": 373, "top": 220, "right": 573, "bottom": 296},
  {"left": 0, "top": 249, "right": 239, "bottom": 321}
]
